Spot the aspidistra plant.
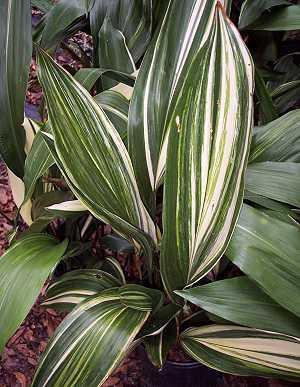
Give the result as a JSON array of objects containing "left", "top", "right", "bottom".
[{"left": 1, "top": 0, "right": 300, "bottom": 385}]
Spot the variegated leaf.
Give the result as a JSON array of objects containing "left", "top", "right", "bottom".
[
  {"left": 32, "top": 286, "right": 152, "bottom": 387},
  {"left": 42, "top": 269, "right": 122, "bottom": 311},
  {"left": 160, "top": 2, "right": 254, "bottom": 296},
  {"left": 181, "top": 325, "right": 300, "bottom": 380},
  {"left": 128, "top": 0, "right": 220, "bottom": 212},
  {"left": 37, "top": 48, "right": 157, "bottom": 271}
]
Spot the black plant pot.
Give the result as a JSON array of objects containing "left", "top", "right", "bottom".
[{"left": 139, "top": 347, "right": 223, "bottom": 387}]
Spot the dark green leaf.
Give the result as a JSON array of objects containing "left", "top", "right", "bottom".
[
  {"left": 227, "top": 204, "right": 300, "bottom": 317},
  {"left": 239, "top": 0, "right": 291, "bottom": 29},
  {"left": 176, "top": 277, "right": 300, "bottom": 337},
  {"left": 249, "top": 110, "right": 300, "bottom": 163},
  {"left": 40, "top": 0, "right": 87, "bottom": 50},
  {"left": 0, "top": 0, "right": 32, "bottom": 177},
  {"left": 96, "top": 15, "right": 135, "bottom": 90},
  {"left": 246, "top": 162, "right": 300, "bottom": 208},
  {"left": 249, "top": 5, "right": 300, "bottom": 31},
  {"left": 90, "top": 0, "right": 152, "bottom": 63},
  {"left": 0, "top": 235, "right": 67, "bottom": 353},
  {"left": 255, "top": 69, "right": 278, "bottom": 124}
]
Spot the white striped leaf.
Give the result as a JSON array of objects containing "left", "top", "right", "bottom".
[
  {"left": 0, "top": 235, "right": 68, "bottom": 353},
  {"left": 128, "top": 0, "right": 221, "bottom": 212},
  {"left": 181, "top": 325, "right": 300, "bottom": 380},
  {"left": 226, "top": 204, "right": 300, "bottom": 317},
  {"left": 32, "top": 285, "right": 158, "bottom": 386},
  {"left": 37, "top": 49, "right": 157, "bottom": 270},
  {"left": 42, "top": 269, "right": 122, "bottom": 311},
  {"left": 161, "top": 3, "right": 254, "bottom": 296}
]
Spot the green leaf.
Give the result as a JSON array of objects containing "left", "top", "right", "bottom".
[
  {"left": 160, "top": 2, "right": 254, "bottom": 297},
  {"left": 0, "top": 235, "right": 68, "bottom": 353},
  {"left": 0, "top": 0, "right": 32, "bottom": 177},
  {"left": 226, "top": 204, "right": 300, "bottom": 318},
  {"left": 40, "top": 0, "right": 87, "bottom": 50},
  {"left": 272, "top": 81, "right": 300, "bottom": 114},
  {"left": 139, "top": 304, "right": 181, "bottom": 338},
  {"left": 181, "top": 325, "right": 300, "bottom": 380},
  {"left": 249, "top": 110, "right": 300, "bottom": 163},
  {"left": 42, "top": 269, "right": 122, "bottom": 311},
  {"left": 75, "top": 67, "right": 135, "bottom": 94},
  {"left": 24, "top": 129, "right": 55, "bottom": 203},
  {"left": 37, "top": 49, "right": 157, "bottom": 271},
  {"left": 100, "top": 257, "right": 127, "bottom": 285},
  {"left": 28, "top": 191, "right": 75, "bottom": 233},
  {"left": 94, "top": 91, "right": 129, "bottom": 142},
  {"left": 176, "top": 277, "right": 300, "bottom": 338},
  {"left": 144, "top": 319, "right": 177, "bottom": 369},
  {"left": 244, "top": 191, "right": 295, "bottom": 219},
  {"left": 31, "top": 0, "right": 54, "bottom": 13},
  {"left": 90, "top": 0, "right": 152, "bottom": 63},
  {"left": 96, "top": 15, "right": 136, "bottom": 90},
  {"left": 128, "top": 0, "right": 226, "bottom": 212},
  {"left": 100, "top": 234, "right": 134, "bottom": 254},
  {"left": 246, "top": 162, "right": 300, "bottom": 208},
  {"left": 238, "top": 0, "right": 291, "bottom": 30},
  {"left": 32, "top": 287, "right": 151, "bottom": 386},
  {"left": 249, "top": 5, "right": 300, "bottom": 31},
  {"left": 255, "top": 69, "right": 278, "bottom": 124}
]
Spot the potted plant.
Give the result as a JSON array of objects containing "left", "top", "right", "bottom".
[{"left": 0, "top": 0, "right": 300, "bottom": 386}]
